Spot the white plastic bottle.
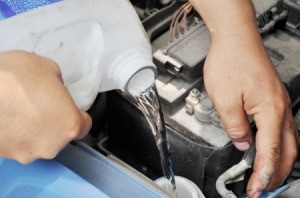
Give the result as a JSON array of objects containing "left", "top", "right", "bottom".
[{"left": 0, "top": 0, "right": 156, "bottom": 110}]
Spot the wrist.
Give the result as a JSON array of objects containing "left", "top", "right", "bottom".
[{"left": 210, "top": 25, "right": 264, "bottom": 52}]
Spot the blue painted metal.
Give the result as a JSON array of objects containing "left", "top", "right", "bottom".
[{"left": 0, "top": 0, "right": 61, "bottom": 20}]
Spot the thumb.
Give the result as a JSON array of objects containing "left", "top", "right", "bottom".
[
  {"left": 75, "top": 110, "right": 92, "bottom": 140},
  {"left": 216, "top": 100, "right": 253, "bottom": 151}
]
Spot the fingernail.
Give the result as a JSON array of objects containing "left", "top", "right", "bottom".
[
  {"left": 233, "top": 141, "right": 250, "bottom": 151},
  {"left": 252, "top": 191, "right": 261, "bottom": 198}
]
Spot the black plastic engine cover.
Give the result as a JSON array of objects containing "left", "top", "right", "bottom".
[
  {"left": 284, "top": 0, "right": 300, "bottom": 36},
  {"left": 105, "top": 91, "right": 245, "bottom": 198}
]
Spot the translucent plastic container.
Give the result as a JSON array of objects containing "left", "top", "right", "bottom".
[
  {"left": 0, "top": 143, "right": 168, "bottom": 197},
  {"left": 0, "top": 158, "right": 108, "bottom": 198},
  {"left": 0, "top": 0, "right": 156, "bottom": 110},
  {"left": 155, "top": 176, "right": 206, "bottom": 198}
]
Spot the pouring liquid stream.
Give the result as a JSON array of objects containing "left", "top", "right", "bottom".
[{"left": 135, "top": 85, "right": 177, "bottom": 196}]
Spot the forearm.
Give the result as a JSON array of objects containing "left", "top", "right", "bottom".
[
  {"left": 189, "top": 0, "right": 274, "bottom": 73},
  {"left": 189, "top": 0, "right": 261, "bottom": 44}
]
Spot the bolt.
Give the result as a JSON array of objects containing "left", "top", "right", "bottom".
[{"left": 190, "top": 88, "right": 200, "bottom": 98}]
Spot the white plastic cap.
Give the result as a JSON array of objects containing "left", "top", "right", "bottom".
[{"left": 155, "top": 176, "right": 205, "bottom": 198}]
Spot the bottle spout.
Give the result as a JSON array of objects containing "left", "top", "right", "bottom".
[
  {"left": 126, "top": 67, "right": 156, "bottom": 97},
  {"left": 100, "top": 47, "right": 157, "bottom": 97}
]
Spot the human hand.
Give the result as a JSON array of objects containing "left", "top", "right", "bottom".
[
  {"left": 187, "top": 0, "right": 298, "bottom": 196},
  {"left": 204, "top": 31, "right": 298, "bottom": 197},
  {"left": 0, "top": 51, "right": 91, "bottom": 164}
]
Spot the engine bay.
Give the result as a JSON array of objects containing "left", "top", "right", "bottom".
[{"left": 84, "top": 0, "right": 300, "bottom": 197}]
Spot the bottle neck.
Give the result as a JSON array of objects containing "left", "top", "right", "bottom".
[
  {"left": 102, "top": 47, "right": 156, "bottom": 97},
  {"left": 126, "top": 67, "right": 155, "bottom": 96}
]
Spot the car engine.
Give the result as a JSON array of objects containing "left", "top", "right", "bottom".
[{"left": 85, "top": 0, "right": 300, "bottom": 197}]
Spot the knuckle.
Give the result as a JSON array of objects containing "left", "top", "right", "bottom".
[
  {"left": 65, "top": 113, "right": 82, "bottom": 140},
  {"left": 225, "top": 128, "right": 249, "bottom": 140},
  {"left": 51, "top": 62, "right": 62, "bottom": 77},
  {"left": 36, "top": 54, "right": 62, "bottom": 79},
  {"left": 44, "top": 59, "right": 62, "bottom": 78},
  {"left": 267, "top": 97, "right": 287, "bottom": 114},
  {"left": 274, "top": 98, "right": 287, "bottom": 109}
]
